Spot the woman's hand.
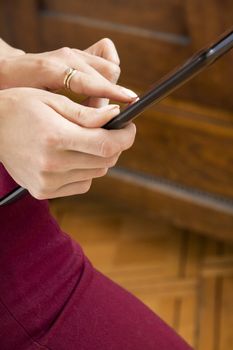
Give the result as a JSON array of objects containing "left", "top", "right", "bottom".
[
  {"left": 83, "top": 38, "right": 121, "bottom": 108},
  {"left": 0, "top": 88, "right": 136, "bottom": 200},
  {"left": 0, "top": 38, "right": 137, "bottom": 106}
]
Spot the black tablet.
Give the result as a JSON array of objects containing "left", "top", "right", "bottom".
[
  {"left": 1, "top": 29, "right": 232, "bottom": 206},
  {"left": 104, "top": 29, "right": 233, "bottom": 129}
]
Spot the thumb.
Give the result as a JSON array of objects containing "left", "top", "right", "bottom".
[{"left": 46, "top": 94, "right": 120, "bottom": 128}]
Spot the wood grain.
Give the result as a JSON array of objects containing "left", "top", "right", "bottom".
[
  {"left": 4, "top": 0, "right": 232, "bottom": 109},
  {"left": 118, "top": 100, "right": 233, "bottom": 198},
  {"left": 43, "top": 0, "right": 188, "bottom": 38},
  {"left": 49, "top": 194, "right": 233, "bottom": 350},
  {"left": 1, "top": 0, "right": 233, "bottom": 239}
]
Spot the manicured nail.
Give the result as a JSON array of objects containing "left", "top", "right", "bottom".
[{"left": 121, "top": 88, "right": 138, "bottom": 99}]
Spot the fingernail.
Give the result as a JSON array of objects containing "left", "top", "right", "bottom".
[{"left": 121, "top": 88, "right": 138, "bottom": 99}]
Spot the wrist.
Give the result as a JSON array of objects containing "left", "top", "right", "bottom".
[
  {"left": 11, "top": 48, "right": 26, "bottom": 57},
  {"left": 0, "top": 39, "right": 25, "bottom": 57},
  {"left": 0, "top": 57, "right": 9, "bottom": 89}
]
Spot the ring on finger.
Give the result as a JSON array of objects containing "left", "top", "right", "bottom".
[{"left": 63, "top": 67, "right": 77, "bottom": 90}]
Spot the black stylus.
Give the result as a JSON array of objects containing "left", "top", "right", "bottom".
[{"left": 1, "top": 29, "right": 232, "bottom": 206}]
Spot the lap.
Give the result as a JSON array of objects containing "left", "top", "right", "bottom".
[
  {"left": 38, "top": 261, "right": 192, "bottom": 350},
  {"left": 0, "top": 164, "right": 192, "bottom": 350}
]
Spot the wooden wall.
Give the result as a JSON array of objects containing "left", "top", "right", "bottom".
[
  {"left": 1, "top": 0, "right": 233, "bottom": 110},
  {"left": 1, "top": 0, "right": 233, "bottom": 239}
]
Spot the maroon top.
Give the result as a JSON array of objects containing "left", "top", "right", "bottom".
[{"left": 0, "top": 162, "right": 193, "bottom": 350}]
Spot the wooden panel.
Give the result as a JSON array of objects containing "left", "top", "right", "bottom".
[
  {"left": 118, "top": 100, "right": 233, "bottom": 198},
  {"left": 1, "top": 0, "right": 233, "bottom": 238},
  {"left": 197, "top": 242, "right": 233, "bottom": 350},
  {"left": 85, "top": 170, "right": 233, "bottom": 241},
  {"left": 38, "top": 7, "right": 233, "bottom": 110},
  {"left": 0, "top": 3, "right": 10, "bottom": 42},
  {"left": 39, "top": 14, "right": 189, "bottom": 89},
  {"left": 49, "top": 193, "right": 233, "bottom": 348},
  {"left": 186, "top": 0, "right": 233, "bottom": 46},
  {"left": 185, "top": 0, "right": 233, "bottom": 111},
  {"left": 219, "top": 277, "right": 233, "bottom": 349},
  {"left": 1, "top": 0, "right": 41, "bottom": 51},
  {"left": 3, "top": 0, "right": 233, "bottom": 109},
  {"left": 43, "top": 0, "right": 188, "bottom": 37}
]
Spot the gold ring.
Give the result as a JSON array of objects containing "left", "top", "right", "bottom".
[{"left": 63, "top": 67, "right": 77, "bottom": 90}]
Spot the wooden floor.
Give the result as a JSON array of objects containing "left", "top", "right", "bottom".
[{"left": 49, "top": 193, "right": 233, "bottom": 350}]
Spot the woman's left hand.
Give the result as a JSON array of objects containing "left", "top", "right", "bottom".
[{"left": 0, "top": 38, "right": 137, "bottom": 107}]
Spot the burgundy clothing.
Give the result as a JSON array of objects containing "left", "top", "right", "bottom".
[{"left": 0, "top": 163, "right": 192, "bottom": 350}]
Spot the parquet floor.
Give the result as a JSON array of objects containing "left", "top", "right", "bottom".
[{"left": 49, "top": 194, "right": 233, "bottom": 350}]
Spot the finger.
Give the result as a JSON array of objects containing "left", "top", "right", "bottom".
[
  {"left": 74, "top": 57, "right": 116, "bottom": 107},
  {"left": 46, "top": 94, "right": 121, "bottom": 128},
  {"left": 50, "top": 151, "right": 121, "bottom": 172},
  {"left": 83, "top": 38, "right": 120, "bottom": 107},
  {"left": 60, "top": 122, "right": 136, "bottom": 156},
  {"left": 41, "top": 48, "right": 99, "bottom": 88},
  {"left": 43, "top": 48, "right": 137, "bottom": 103},
  {"left": 48, "top": 180, "right": 93, "bottom": 199},
  {"left": 83, "top": 57, "right": 119, "bottom": 107},
  {"left": 47, "top": 47, "right": 110, "bottom": 85},
  {"left": 68, "top": 70, "right": 137, "bottom": 103},
  {"left": 49, "top": 62, "right": 136, "bottom": 102},
  {"left": 82, "top": 95, "right": 114, "bottom": 109},
  {"left": 63, "top": 52, "right": 110, "bottom": 107},
  {"left": 73, "top": 49, "right": 121, "bottom": 83},
  {"left": 51, "top": 167, "right": 108, "bottom": 188},
  {"left": 42, "top": 92, "right": 136, "bottom": 156},
  {"left": 85, "top": 38, "right": 120, "bottom": 65}
]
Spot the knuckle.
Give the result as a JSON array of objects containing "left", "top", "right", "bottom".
[
  {"left": 105, "top": 154, "right": 119, "bottom": 168},
  {"left": 124, "top": 124, "right": 136, "bottom": 150},
  {"left": 101, "top": 37, "right": 114, "bottom": 47},
  {"left": 75, "top": 107, "right": 85, "bottom": 124},
  {"left": 99, "top": 138, "right": 115, "bottom": 158},
  {"left": 58, "top": 94, "right": 70, "bottom": 104},
  {"left": 32, "top": 183, "right": 48, "bottom": 200},
  {"left": 79, "top": 180, "right": 92, "bottom": 194},
  {"left": 31, "top": 191, "right": 45, "bottom": 200},
  {"left": 37, "top": 174, "right": 49, "bottom": 193},
  {"left": 107, "top": 63, "right": 121, "bottom": 81},
  {"left": 33, "top": 191, "right": 47, "bottom": 200},
  {"left": 78, "top": 73, "right": 89, "bottom": 95},
  {"left": 95, "top": 168, "right": 108, "bottom": 177},
  {"left": 59, "top": 46, "right": 72, "bottom": 58},
  {"left": 39, "top": 154, "right": 56, "bottom": 172},
  {"left": 43, "top": 133, "right": 60, "bottom": 148},
  {"left": 14, "top": 49, "right": 25, "bottom": 56},
  {"left": 36, "top": 57, "right": 51, "bottom": 71},
  {"left": 34, "top": 171, "right": 58, "bottom": 199},
  {"left": 129, "top": 124, "right": 137, "bottom": 146}
]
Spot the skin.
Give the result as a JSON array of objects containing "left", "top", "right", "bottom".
[
  {"left": 0, "top": 38, "right": 25, "bottom": 57},
  {"left": 0, "top": 38, "right": 137, "bottom": 199},
  {"left": 0, "top": 39, "right": 137, "bottom": 106}
]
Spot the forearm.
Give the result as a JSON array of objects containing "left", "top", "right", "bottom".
[{"left": 0, "top": 38, "right": 25, "bottom": 57}]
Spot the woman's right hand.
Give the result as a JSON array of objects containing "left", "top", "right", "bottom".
[{"left": 0, "top": 88, "right": 136, "bottom": 200}]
